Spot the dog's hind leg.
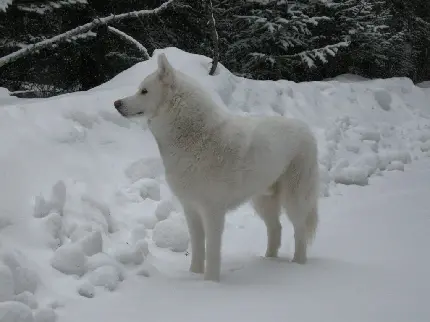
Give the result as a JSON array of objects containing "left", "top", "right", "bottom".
[
  {"left": 284, "top": 197, "right": 308, "bottom": 264},
  {"left": 183, "top": 204, "right": 205, "bottom": 274},
  {"left": 252, "top": 182, "right": 282, "bottom": 258}
]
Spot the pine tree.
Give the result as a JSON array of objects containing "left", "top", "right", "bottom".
[
  {"left": 223, "top": 0, "right": 348, "bottom": 81},
  {"left": 327, "top": 0, "right": 401, "bottom": 78},
  {"left": 384, "top": 0, "right": 430, "bottom": 81}
]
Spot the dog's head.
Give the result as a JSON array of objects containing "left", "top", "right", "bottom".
[{"left": 114, "top": 53, "right": 176, "bottom": 119}]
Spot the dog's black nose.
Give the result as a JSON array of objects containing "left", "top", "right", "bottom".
[{"left": 114, "top": 100, "right": 122, "bottom": 109}]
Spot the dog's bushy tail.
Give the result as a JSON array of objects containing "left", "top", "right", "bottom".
[{"left": 305, "top": 206, "right": 318, "bottom": 245}]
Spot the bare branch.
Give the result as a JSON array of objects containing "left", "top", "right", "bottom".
[
  {"left": 107, "top": 26, "right": 150, "bottom": 60},
  {"left": 206, "top": 0, "right": 219, "bottom": 76},
  {"left": 0, "top": 0, "right": 174, "bottom": 69}
]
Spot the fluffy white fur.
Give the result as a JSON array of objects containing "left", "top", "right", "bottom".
[{"left": 114, "top": 54, "right": 319, "bottom": 282}]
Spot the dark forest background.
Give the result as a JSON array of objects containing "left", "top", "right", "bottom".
[{"left": 1, "top": 0, "right": 429, "bottom": 98}]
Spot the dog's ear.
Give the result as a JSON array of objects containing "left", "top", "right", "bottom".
[{"left": 157, "top": 53, "right": 175, "bottom": 85}]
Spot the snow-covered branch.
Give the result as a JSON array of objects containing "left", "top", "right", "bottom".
[
  {"left": 278, "top": 40, "right": 350, "bottom": 68},
  {"left": 0, "top": 0, "right": 174, "bottom": 68},
  {"left": 107, "top": 26, "right": 150, "bottom": 60},
  {"left": 0, "top": 0, "right": 13, "bottom": 12}
]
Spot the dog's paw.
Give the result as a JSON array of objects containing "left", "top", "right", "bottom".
[{"left": 292, "top": 255, "right": 307, "bottom": 264}]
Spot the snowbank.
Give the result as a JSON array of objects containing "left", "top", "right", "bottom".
[
  {"left": 0, "top": 47, "right": 429, "bottom": 320},
  {"left": 0, "top": 87, "right": 20, "bottom": 105}
]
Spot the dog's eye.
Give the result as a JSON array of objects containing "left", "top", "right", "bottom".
[{"left": 141, "top": 88, "right": 148, "bottom": 95}]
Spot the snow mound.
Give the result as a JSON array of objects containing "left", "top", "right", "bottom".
[
  {"left": 421, "top": 141, "right": 430, "bottom": 152},
  {"left": 154, "top": 200, "right": 175, "bottom": 221},
  {"left": 78, "top": 231, "right": 103, "bottom": 256},
  {"left": 13, "top": 292, "right": 37, "bottom": 310},
  {"left": 139, "top": 179, "right": 161, "bottom": 201},
  {"left": 2, "top": 252, "right": 38, "bottom": 295},
  {"left": 130, "top": 226, "right": 147, "bottom": 244},
  {"left": 334, "top": 166, "right": 369, "bottom": 186},
  {"left": 86, "top": 253, "right": 124, "bottom": 277},
  {"left": 0, "top": 265, "right": 14, "bottom": 302},
  {"left": 51, "top": 244, "right": 87, "bottom": 276},
  {"left": 112, "top": 244, "right": 145, "bottom": 265},
  {"left": 0, "top": 301, "right": 34, "bottom": 322},
  {"left": 153, "top": 215, "right": 189, "bottom": 252},
  {"left": 87, "top": 266, "right": 121, "bottom": 291},
  {"left": 77, "top": 283, "right": 95, "bottom": 299},
  {"left": 386, "top": 161, "right": 405, "bottom": 171},
  {"left": 138, "top": 214, "right": 158, "bottom": 230},
  {"left": 136, "top": 262, "right": 160, "bottom": 278},
  {"left": 33, "top": 308, "right": 56, "bottom": 322}
]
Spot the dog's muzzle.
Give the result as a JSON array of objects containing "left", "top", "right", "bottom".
[{"left": 114, "top": 99, "right": 126, "bottom": 116}]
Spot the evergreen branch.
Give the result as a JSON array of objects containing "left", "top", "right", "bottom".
[{"left": 277, "top": 40, "right": 350, "bottom": 68}]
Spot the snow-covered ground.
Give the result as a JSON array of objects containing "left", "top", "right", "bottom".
[{"left": 0, "top": 47, "right": 429, "bottom": 322}]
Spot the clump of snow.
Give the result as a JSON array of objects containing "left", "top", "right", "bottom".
[
  {"left": 41, "top": 213, "right": 63, "bottom": 250},
  {"left": 136, "top": 262, "right": 159, "bottom": 278},
  {"left": 33, "top": 308, "right": 56, "bottom": 322},
  {"left": 352, "top": 153, "right": 380, "bottom": 177},
  {"left": 0, "top": 301, "right": 34, "bottom": 322},
  {"left": 112, "top": 243, "right": 145, "bottom": 266},
  {"left": 334, "top": 166, "right": 369, "bottom": 186},
  {"left": 418, "top": 131, "right": 430, "bottom": 143},
  {"left": 152, "top": 215, "right": 189, "bottom": 252},
  {"left": 33, "top": 197, "right": 51, "bottom": 219},
  {"left": 139, "top": 179, "right": 161, "bottom": 201},
  {"left": 154, "top": 200, "right": 175, "bottom": 221},
  {"left": 78, "top": 231, "right": 103, "bottom": 256},
  {"left": 138, "top": 214, "right": 158, "bottom": 230},
  {"left": 33, "top": 181, "right": 66, "bottom": 218},
  {"left": 135, "top": 240, "right": 150, "bottom": 257},
  {"left": 2, "top": 252, "right": 38, "bottom": 295},
  {"left": 378, "top": 150, "right": 411, "bottom": 169},
  {"left": 386, "top": 161, "right": 405, "bottom": 171},
  {"left": 81, "top": 195, "right": 116, "bottom": 234},
  {"left": 87, "top": 266, "right": 121, "bottom": 291},
  {"left": 50, "top": 244, "right": 87, "bottom": 276},
  {"left": 0, "top": 264, "right": 14, "bottom": 302},
  {"left": 13, "top": 292, "right": 37, "bottom": 310},
  {"left": 86, "top": 253, "right": 124, "bottom": 280},
  {"left": 421, "top": 141, "right": 430, "bottom": 152},
  {"left": 345, "top": 141, "right": 361, "bottom": 153},
  {"left": 355, "top": 127, "right": 381, "bottom": 142},
  {"left": 77, "top": 283, "right": 95, "bottom": 298},
  {"left": 130, "top": 225, "right": 147, "bottom": 244}
]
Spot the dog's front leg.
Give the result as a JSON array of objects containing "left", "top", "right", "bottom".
[
  {"left": 202, "top": 212, "right": 225, "bottom": 282},
  {"left": 183, "top": 205, "right": 205, "bottom": 274}
]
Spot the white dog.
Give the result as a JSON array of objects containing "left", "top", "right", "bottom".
[{"left": 114, "top": 54, "right": 319, "bottom": 282}]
